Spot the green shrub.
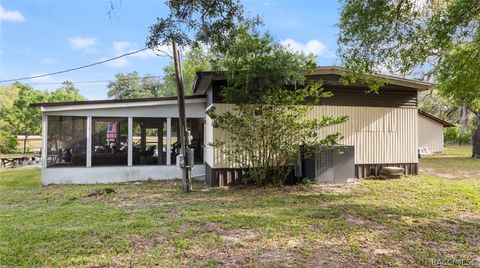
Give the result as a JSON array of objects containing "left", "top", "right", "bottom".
[
  {"left": 0, "top": 131, "right": 17, "bottom": 154},
  {"left": 444, "top": 126, "right": 471, "bottom": 145}
]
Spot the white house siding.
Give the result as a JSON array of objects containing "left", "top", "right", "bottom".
[
  {"left": 418, "top": 113, "right": 445, "bottom": 153},
  {"left": 209, "top": 104, "right": 418, "bottom": 168}
]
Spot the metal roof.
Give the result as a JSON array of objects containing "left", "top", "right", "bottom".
[
  {"left": 418, "top": 110, "right": 455, "bottom": 127},
  {"left": 192, "top": 66, "right": 432, "bottom": 94}
]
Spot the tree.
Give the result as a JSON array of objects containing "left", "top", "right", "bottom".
[
  {"left": 107, "top": 72, "right": 165, "bottom": 99},
  {"left": 0, "top": 131, "right": 17, "bottom": 154},
  {"left": 337, "top": 0, "right": 480, "bottom": 158},
  {"left": 207, "top": 27, "right": 347, "bottom": 185},
  {"left": 162, "top": 47, "right": 212, "bottom": 95},
  {"left": 49, "top": 81, "right": 85, "bottom": 102},
  {"left": 0, "top": 85, "right": 19, "bottom": 109},
  {"left": 147, "top": 0, "right": 248, "bottom": 192},
  {"left": 0, "top": 84, "right": 20, "bottom": 131},
  {"left": 0, "top": 82, "right": 86, "bottom": 153},
  {"left": 1, "top": 84, "right": 48, "bottom": 153}
]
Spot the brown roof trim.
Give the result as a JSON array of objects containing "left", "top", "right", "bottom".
[
  {"left": 192, "top": 66, "right": 432, "bottom": 94},
  {"left": 30, "top": 95, "right": 207, "bottom": 107},
  {"left": 418, "top": 110, "right": 455, "bottom": 127},
  {"left": 312, "top": 66, "right": 431, "bottom": 91}
]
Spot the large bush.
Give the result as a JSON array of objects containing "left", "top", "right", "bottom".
[
  {"left": 0, "top": 131, "right": 17, "bottom": 154},
  {"left": 445, "top": 126, "right": 472, "bottom": 145}
]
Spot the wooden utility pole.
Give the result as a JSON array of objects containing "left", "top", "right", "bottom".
[{"left": 172, "top": 39, "right": 192, "bottom": 192}]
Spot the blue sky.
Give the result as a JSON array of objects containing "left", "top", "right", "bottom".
[{"left": 0, "top": 0, "right": 341, "bottom": 99}]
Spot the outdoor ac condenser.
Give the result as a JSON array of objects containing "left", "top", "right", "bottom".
[{"left": 296, "top": 145, "right": 355, "bottom": 184}]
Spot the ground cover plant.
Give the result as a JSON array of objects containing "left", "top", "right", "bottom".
[{"left": 0, "top": 146, "right": 479, "bottom": 267}]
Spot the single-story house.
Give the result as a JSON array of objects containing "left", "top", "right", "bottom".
[
  {"left": 33, "top": 66, "right": 435, "bottom": 186},
  {"left": 418, "top": 110, "right": 454, "bottom": 154}
]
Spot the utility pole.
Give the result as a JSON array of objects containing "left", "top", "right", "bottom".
[{"left": 172, "top": 39, "right": 192, "bottom": 192}]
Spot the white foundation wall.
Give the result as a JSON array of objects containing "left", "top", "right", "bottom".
[
  {"left": 42, "top": 165, "right": 205, "bottom": 185},
  {"left": 418, "top": 114, "right": 445, "bottom": 153},
  {"left": 210, "top": 104, "right": 418, "bottom": 168}
]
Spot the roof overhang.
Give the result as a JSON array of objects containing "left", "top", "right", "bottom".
[
  {"left": 312, "top": 66, "right": 431, "bottom": 91},
  {"left": 192, "top": 71, "right": 224, "bottom": 95},
  {"left": 418, "top": 110, "right": 455, "bottom": 127},
  {"left": 192, "top": 66, "right": 432, "bottom": 94},
  {"left": 31, "top": 95, "right": 207, "bottom": 112}
]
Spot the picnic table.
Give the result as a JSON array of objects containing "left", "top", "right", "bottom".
[{"left": 0, "top": 155, "right": 40, "bottom": 168}]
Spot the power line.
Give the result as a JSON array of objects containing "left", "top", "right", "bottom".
[
  {"left": 0, "top": 48, "right": 168, "bottom": 83},
  {"left": 21, "top": 75, "right": 163, "bottom": 86}
]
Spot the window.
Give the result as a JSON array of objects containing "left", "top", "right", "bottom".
[
  {"left": 92, "top": 117, "right": 128, "bottom": 166},
  {"left": 133, "top": 118, "right": 167, "bottom": 165},
  {"left": 47, "top": 116, "right": 87, "bottom": 167}
]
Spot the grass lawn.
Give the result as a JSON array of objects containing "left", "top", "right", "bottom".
[
  {"left": 420, "top": 145, "right": 480, "bottom": 179},
  {"left": 1, "top": 146, "right": 479, "bottom": 267}
]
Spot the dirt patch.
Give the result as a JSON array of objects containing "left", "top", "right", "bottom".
[
  {"left": 459, "top": 213, "right": 480, "bottom": 224},
  {"left": 109, "top": 235, "right": 169, "bottom": 267},
  {"left": 420, "top": 165, "right": 480, "bottom": 180},
  {"left": 219, "top": 229, "right": 260, "bottom": 245}
]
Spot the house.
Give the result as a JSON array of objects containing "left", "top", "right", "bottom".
[
  {"left": 418, "top": 110, "right": 454, "bottom": 154},
  {"left": 33, "top": 66, "right": 431, "bottom": 186}
]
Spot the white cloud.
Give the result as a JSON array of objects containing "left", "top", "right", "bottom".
[
  {"left": 69, "top": 37, "right": 97, "bottom": 52},
  {"left": 0, "top": 5, "right": 25, "bottom": 22},
  {"left": 104, "top": 41, "right": 170, "bottom": 67},
  {"left": 280, "top": 39, "right": 327, "bottom": 56}
]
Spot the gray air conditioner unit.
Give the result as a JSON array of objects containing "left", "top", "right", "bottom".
[{"left": 296, "top": 145, "right": 355, "bottom": 184}]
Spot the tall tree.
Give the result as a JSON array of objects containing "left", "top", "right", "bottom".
[
  {"left": 147, "top": 0, "right": 248, "bottom": 192},
  {"left": 207, "top": 26, "right": 347, "bottom": 185},
  {"left": 107, "top": 48, "right": 211, "bottom": 99},
  {"left": 337, "top": 0, "right": 480, "bottom": 158},
  {"left": 0, "top": 82, "right": 86, "bottom": 153},
  {"left": 1, "top": 84, "right": 48, "bottom": 153},
  {"left": 107, "top": 72, "right": 165, "bottom": 99},
  {"left": 49, "top": 81, "right": 85, "bottom": 102}
]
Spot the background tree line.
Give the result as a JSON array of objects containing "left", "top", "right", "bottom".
[
  {"left": 0, "top": 82, "right": 84, "bottom": 154},
  {"left": 337, "top": 0, "right": 480, "bottom": 158}
]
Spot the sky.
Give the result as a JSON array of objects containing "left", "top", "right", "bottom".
[{"left": 0, "top": 0, "right": 342, "bottom": 100}]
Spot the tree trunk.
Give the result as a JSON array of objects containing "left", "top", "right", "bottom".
[
  {"left": 172, "top": 40, "right": 192, "bottom": 192},
  {"left": 460, "top": 105, "right": 469, "bottom": 131},
  {"left": 472, "top": 113, "right": 480, "bottom": 159},
  {"left": 459, "top": 105, "right": 469, "bottom": 147},
  {"left": 23, "top": 135, "right": 28, "bottom": 153}
]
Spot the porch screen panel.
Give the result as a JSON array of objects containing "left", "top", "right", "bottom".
[
  {"left": 132, "top": 118, "right": 167, "bottom": 165},
  {"left": 47, "top": 116, "right": 87, "bottom": 167},
  {"left": 187, "top": 118, "right": 204, "bottom": 164},
  {"left": 170, "top": 118, "right": 204, "bottom": 165},
  {"left": 92, "top": 117, "right": 128, "bottom": 166},
  {"left": 170, "top": 118, "right": 180, "bottom": 165}
]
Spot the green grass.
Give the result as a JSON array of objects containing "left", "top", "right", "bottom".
[
  {"left": 1, "top": 148, "right": 479, "bottom": 267},
  {"left": 420, "top": 145, "right": 479, "bottom": 179}
]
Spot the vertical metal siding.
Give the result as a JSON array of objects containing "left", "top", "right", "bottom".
[
  {"left": 211, "top": 104, "right": 418, "bottom": 168},
  {"left": 418, "top": 114, "right": 445, "bottom": 153}
]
